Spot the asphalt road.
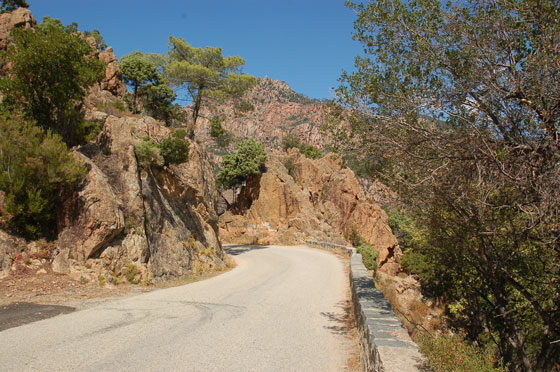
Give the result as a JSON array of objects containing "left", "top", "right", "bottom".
[{"left": 0, "top": 245, "right": 353, "bottom": 372}]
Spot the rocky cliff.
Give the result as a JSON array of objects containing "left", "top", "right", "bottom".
[
  {"left": 52, "top": 111, "right": 226, "bottom": 283},
  {"left": 219, "top": 149, "right": 402, "bottom": 275}
]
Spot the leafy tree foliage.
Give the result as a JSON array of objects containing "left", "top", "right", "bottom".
[
  {"left": 83, "top": 29, "right": 107, "bottom": 51},
  {"left": 139, "top": 76, "right": 177, "bottom": 124},
  {"left": 209, "top": 116, "right": 232, "bottom": 148},
  {"left": 119, "top": 51, "right": 158, "bottom": 113},
  {"left": 0, "top": 111, "right": 85, "bottom": 239},
  {"left": 1, "top": 0, "right": 28, "bottom": 13},
  {"left": 335, "top": 1, "right": 560, "bottom": 370},
  {"left": 301, "top": 144, "right": 322, "bottom": 160},
  {"left": 216, "top": 139, "right": 267, "bottom": 191},
  {"left": 356, "top": 243, "right": 378, "bottom": 273},
  {"left": 0, "top": 19, "right": 105, "bottom": 146},
  {"left": 165, "top": 36, "right": 257, "bottom": 125},
  {"left": 160, "top": 131, "right": 190, "bottom": 165}
]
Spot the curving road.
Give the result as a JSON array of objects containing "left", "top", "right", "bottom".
[{"left": 0, "top": 245, "right": 354, "bottom": 372}]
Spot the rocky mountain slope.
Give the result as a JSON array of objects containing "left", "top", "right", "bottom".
[
  {"left": 0, "top": 9, "right": 227, "bottom": 284},
  {"left": 195, "top": 77, "right": 333, "bottom": 151},
  {"left": 1, "top": 7, "right": 404, "bottom": 293}
]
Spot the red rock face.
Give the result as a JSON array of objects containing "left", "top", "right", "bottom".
[
  {"left": 218, "top": 150, "right": 402, "bottom": 275},
  {"left": 195, "top": 77, "right": 336, "bottom": 152}
]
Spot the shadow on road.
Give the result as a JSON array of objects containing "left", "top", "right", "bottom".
[
  {"left": 321, "top": 300, "right": 355, "bottom": 336},
  {"left": 224, "top": 245, "right": 270, "bottom": 256},
  {"left": 0, "top": 302, "right": 75, "bottom": 332}
]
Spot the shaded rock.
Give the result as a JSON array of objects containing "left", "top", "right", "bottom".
[
  {"left": 57, "top": 153, "right": 125, "bottom": 261},
  {"left": 0, "top": 230, "right": 23, "bottom": 278}
]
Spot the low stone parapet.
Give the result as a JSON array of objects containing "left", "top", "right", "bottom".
[{"left": 307, "top": 240, "right": 424, "bottom": 372}]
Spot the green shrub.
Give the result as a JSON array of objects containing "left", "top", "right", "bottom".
[
  {"left": 159, "top": 135, "right": 189, "bottom": 165},
  {"left": 356, "top": 243, "right": 378, "bottom": 273},
  {"left": 282, "top": 133, "right": 302, "bottom": 150},
  {"left": 302, "top": 144, "right": 322, "bottom": 159},
  {"left": 216, "top": 139, "right": 268, "bottom": 191},
  {"left": 417, "top": 332, "right": 505, "bottom": 372},
  {"left": 96, "top": 100, "right": 128, "bottom": 117},
  {"left": 234, "top": 100, "right": 255, "bottom": 114},
  {"left": 0, "top": 112, "right": 85, "bottom": 239},
  {"left": 281, "top": 134, "right": 322, "bottom": 159},
  {"left": 125, "top": 263, "right": 139, "bottom": 284},
  {"left": 134, "top": 138, "right": 163, "bottom": 167},
  {"left": 348, "top": 226, "right": 364, "bottom": 247}
]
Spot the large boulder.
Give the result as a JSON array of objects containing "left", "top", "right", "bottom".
[
  {"left": 295, "top": 153, "right": 401, "bottom": 274},
  {"left": 57, "top": 153, "right": 125, "bottom": 261},
  {"left": 0, "top": 229, "right": 23, "bottom": 278}
]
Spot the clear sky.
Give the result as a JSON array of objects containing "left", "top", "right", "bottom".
[{"left": 28, "top": 0, "right": 364, "bottom": 100}]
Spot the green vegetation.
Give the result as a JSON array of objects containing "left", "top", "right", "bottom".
[
  {"left": 216, "top": 139, "right": 268, "bottom": 192},
  {"left": 0, "top": 18, "right": 105, "bottom": 147},
  {"left": 134, "top": 138, "right": 163, "bottom": 168},
  {"left": 0, "top": 111, "right": 85, "bottom": 239},
  {"left": 134, "top": 131, "right": 189, "bottom": 168},
  {"left": 125, "top": 263, "right": 139, "bottom": 284},
  {"left": 283, "top": 157, "right": 297, "bottom": 180},
  {"left": 159, "top": 131, "right": 190, "bottom": 165},
  {"left": 140, "top": 77, "right": 178, "bottom": 125},
  {"left": 0, "top": 17, "right": 104, "bottom": 240},
  {"left": 335, "top": 0, "right": 560, "bottom": 369},
  {"left": 356, "top": 243, "right": 377, "bottom": 273},
  {"left": 209, "top": 116, "right": 232, "bottom": 148},
  {"left": 417, "top": 333, "right": 505, "bottom": 372},
  {"left": 281, "top": 133, "right": 322, "bottom": 159},
  {"left": 1, "top": 0, "right": 28, "bottom": 13},
  {"left": 83, "top": 29, "right": 107, "bottom": 51},
  {"left": 119, "top": 51, "right": 158, "bottom": 113},
  {"left": 234, "top": 100, "right": 255, "bottom": 115},
  {"left": 165, "top": 36, "right": 257, "bottom": 125}
]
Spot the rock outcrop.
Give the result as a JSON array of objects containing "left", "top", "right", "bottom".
[
  {"left": 97, "top": 47, "right": 127, "bottom": 97},
  {"left": 219, "top": 150, "right": 402, "bottom": 274},
  {"left": 0, "top": 7, "right": 36, "bottom": 52},
  {"left": 0, "top": 230, "right": 22, "bottom": 279},
  {"left": 55, "top": 114, "right": 225, "bottom": 283}
]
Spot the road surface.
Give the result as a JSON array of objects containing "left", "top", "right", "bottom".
[{"left": 0, "top": 245, "right": 354, "bottom": 372}]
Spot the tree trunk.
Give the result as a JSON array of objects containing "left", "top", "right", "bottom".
[{"left": 133, "top": 85, "right": 138, "bottom": 114}]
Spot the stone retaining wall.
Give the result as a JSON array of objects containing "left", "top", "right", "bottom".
[{"left": 306, "top": 241, "right": 424, "bottom": 372}]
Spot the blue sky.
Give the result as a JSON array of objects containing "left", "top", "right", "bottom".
[{"left": 28, "top": 0, "right": 364, "bottom": 100}]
